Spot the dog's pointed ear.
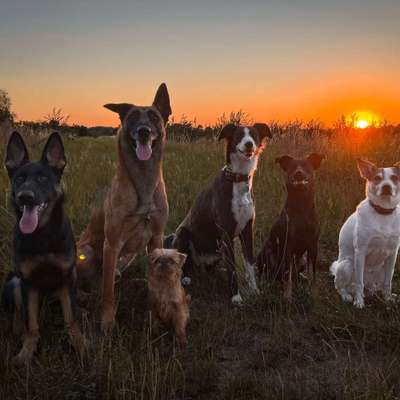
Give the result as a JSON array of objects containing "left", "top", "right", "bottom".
[
  {"left": 307, "top": 153, "right": 325, "bottom": 170},
  {"left": 176, "top": 252, "right": 187, "bottom": 267},
  {"left": 41, "top": 132, "right": 66, "bottom": 173},
  {"left": 218, "top": 124, "right": 237, "bottom": 141},
  {"left": 5, "top": 131, "right": 29, "bottom": 177},
  {"left": 357, "top": 159, "right": 377, "bottom": 180},
  {"left": 275, "top": 155, "right": 293, "bottom": 171},
  {"left": 104, "top": 103, "right": 134, "bottom": 122},
  {"left": 153, "top": 83, "right": 172, "bottom": 124},
  {"left": 253, "top": 123, "right": 272, "bottom": 139}
]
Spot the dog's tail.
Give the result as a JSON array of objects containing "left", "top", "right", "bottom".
[{"left": 1, "top": 272, "right": 22, "bottom": 313}]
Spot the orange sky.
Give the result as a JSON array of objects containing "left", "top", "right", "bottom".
[{"left": 1, "top": 1, "right": 399, "bottom": 127}]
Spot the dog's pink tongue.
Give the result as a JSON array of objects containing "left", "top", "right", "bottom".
[
  {"left": 19, "top": 205, "right": 39, "bottom": 234},
  {"left": 136, "top": 143, "right": 152, "bottom": 161}
]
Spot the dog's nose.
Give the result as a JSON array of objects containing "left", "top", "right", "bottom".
[
  {"left": 294, "top": 171, "right": 305, "bottom": 181},
  {"left": 381, "top": 184, "right": 392, "bottom": 196},
  {"left": 137, "top": 126, "right": 151, "bottom": 143},
  {"left": 16, "top": 190, "right": 35, "bottom": 205},
  {"left": 244, "top": 141, "right": 254, "bottom": 150}
]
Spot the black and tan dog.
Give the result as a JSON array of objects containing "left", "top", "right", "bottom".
[
  {"left": 257, "top": 154, "right": 324, "bottom": 300},
  {"left": 166, "top": 124, "right": 271, "bottom": 304},
  {"left": 2, "top": 131, "right": 85, "bottom": 364},
  {"left": 77, "top": 83, "right": 171, "bottom": 332}
]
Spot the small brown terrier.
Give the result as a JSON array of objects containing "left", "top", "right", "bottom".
[{"left": 147, "top": 249, "right": 190, "bottom": 347}]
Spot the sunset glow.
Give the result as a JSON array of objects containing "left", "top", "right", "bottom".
[
  {"left": 355, "top": 120, "right": 370, "bottom": 129},
  {"left": 0, "top": 1, "right": 399, "bottom": 127}
]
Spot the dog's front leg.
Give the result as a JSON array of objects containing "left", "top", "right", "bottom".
[
  {"left": 353, "top": 246, "right": 367, "bottom": 308},
  {"left": 307, "top": 244, "right": 318, "bottom": 294},
  {"left": 58, "top": 285, "right": 86, "bottom": 357},
  {"left": 221, "top": 238, "right": 241, "bottom": 304},
  {"left": 283, "top": 253, "right": 294, "bottom": 302},
  {"left": 239, "top": 219, "right": 259, "bottom": 293},
  {"left": 382, "top": 250, "right": 399, "bottom": 302},
  {"left": 101, "top": 238, "right": 122, "bottom": 332},
  {"left": 14, "top": 288, "right": 40, "bottom": 365}
]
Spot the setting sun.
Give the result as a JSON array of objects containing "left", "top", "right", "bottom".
[
  {"left": 355, "top": 119, "right": 370, "bottom": 129},
  {"left": 347, "top": 110, "right": 380, "bottom": 129}
]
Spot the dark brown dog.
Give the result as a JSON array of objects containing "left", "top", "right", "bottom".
[
  {"left": 147, "top": 249, "right": 190, "bottom": 347},
  {"left": 77, "top": 84, "right": 171, "bottom": 332},
  {"left": 257, "top": 154, "right": 324, "bottom": 300}
]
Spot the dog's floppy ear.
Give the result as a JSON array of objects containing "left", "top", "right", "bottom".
[
  {"left": 275, "top": 155, "right": 293, "bottom": 171},
  {"left": 218, "top": 124, "right": 237, "bottom": 141},
  {"left": 176, "top": 252, "right": 187, "bottom": 267},
  {"left": 253, "top": 123, "right": 272, "bottom": 139},
  {"left": 357, "top": 159, "right": 377, "bottom": 180},
  {"left": 153, "top": 83, "right": 172, "bottom": 124},
  {"left": 104, "top": 103, "right": 134, "bottom": 121},
  {"left": 41, "top": 132, "right": 66, "bottom": 174},
  {"left": 307, "top": 153, "right": 325, "bottom": 170},
  {"left": 148, "top": 249, "right": 161, "bottom": 264},
  {"left": 5, "top": 131, "right": 29, "bottom": 177}
]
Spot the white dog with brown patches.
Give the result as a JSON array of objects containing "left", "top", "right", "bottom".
[{"left": 330, "top": 159, "right": 400, "bottom": 308}]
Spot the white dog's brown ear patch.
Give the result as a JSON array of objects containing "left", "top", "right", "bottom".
[
  {"left": 148, "top": 249, "right": 162, "bottom": 264},
  {"left": 357, "top": 159, "right": 377, "bottom": 180}
]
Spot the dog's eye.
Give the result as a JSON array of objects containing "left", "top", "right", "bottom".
[
  {"left": 37, "top": 175, "right": 48, "bottom": 183},
  {"left": 148, "top": 111, "right": 160, "bottom": 125},
  {"left": 15, "top": 176, "right": 25, "bottom": 185},
  {"left": 374, "top": 175, "right": 382, "bottom": 183},
  {"left": 391, "top": 175, "right": 398, "bottom": 183}
]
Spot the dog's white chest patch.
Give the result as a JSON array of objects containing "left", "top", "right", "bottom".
[{"left": 232, "top": 182, "right": 254, "bottom": 236}]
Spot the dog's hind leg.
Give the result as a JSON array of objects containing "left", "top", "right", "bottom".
[
  {"left": 14, "top": 288, "right": 40, "bottom": 365},
  {"left": 330, "top": 259, "right": 353, "bottom": 302},
  {"left": 382, "top": 251, "right": 398, "bottom": 302},
  {"left": 58, "top": 285, "right": 86, "bottom": 358}
]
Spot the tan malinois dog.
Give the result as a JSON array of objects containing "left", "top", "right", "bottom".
[{"left": 77, "top": 83, "right": 171, "bottom": 332}]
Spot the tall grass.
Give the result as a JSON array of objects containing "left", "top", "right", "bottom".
[{"left": 1, "top": 126, "right": 400, "bottom": 399}]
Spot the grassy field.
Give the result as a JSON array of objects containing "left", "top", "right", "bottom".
[{"left": 1, "top": 127, "right": 400, "bottom": 399}]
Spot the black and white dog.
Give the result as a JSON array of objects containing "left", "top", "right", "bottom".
[{"left": 166, "top": 123, "right": 271, "bottom": 304}]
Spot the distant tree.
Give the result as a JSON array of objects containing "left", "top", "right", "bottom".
[
  {"left": 43, "top": 107, "right": 69, "bottom": 128},
  {"left": 0, "top": 89, "right": 15, "bottom": 124}
]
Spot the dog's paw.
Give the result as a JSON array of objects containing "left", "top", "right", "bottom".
[
  {"left": 383, "top": 292, "right": 397, "bottom": 303},
  {"left": 101, "top": 306, "right": 115, "bottom": 334},
  {"left": 231, "top": 293, "right": 243, "bottom": 306},
  {"left": 12, "top": 349, "right": 33, "bottom": 366},
  {"left": 353, "top": 295, "right": 365, "bottom": 309},
  {"left": 182, "top": 276, "right": 191, "bottom": 286},
  {"left": 340, "top": 293, "right": 353, "bottom": 303}
]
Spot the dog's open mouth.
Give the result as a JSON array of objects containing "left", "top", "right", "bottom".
[
  {"left": 238, "top": 149, "right": 254, "bottom": 159},
  {"left": 132, "top": 140, "right": 155, "bottom": 161},
  {"left": 19, "top": 203, "right": 48, "bottom": 234},
  {"left": 293, "top": 179, "right": 309, "bottom": 186}
]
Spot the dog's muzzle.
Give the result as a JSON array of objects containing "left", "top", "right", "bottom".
[
  {"left": 381, "top": 184, "right": 393, "bottom": 196},
  {"left": 134, "top": 125, "right": 154, "bottom": 161},
  {"left": 292, "top": 171, "right": 309, "bottom": 187}
]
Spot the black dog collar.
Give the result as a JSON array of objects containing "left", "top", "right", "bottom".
[
  {"left": 369, "top": 200, "right": 397, "bottom": 215},
  {"left": 222, "top": 166, "right": 251, "bottom": 183}
]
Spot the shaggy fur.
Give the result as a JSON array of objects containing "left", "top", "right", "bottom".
[{"left": 147, "top": 249, "right": 190, "bottom": 347}]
